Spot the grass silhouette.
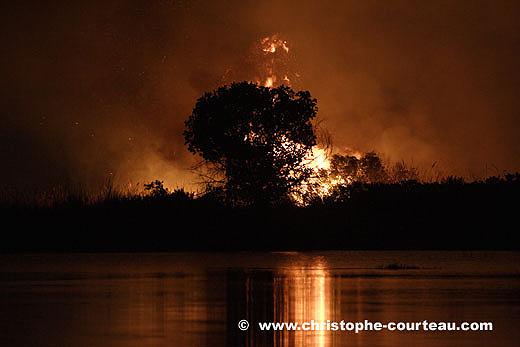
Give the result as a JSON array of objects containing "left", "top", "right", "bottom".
[{"left": 1, "top": 173, "right": 518, "bottom": 252}]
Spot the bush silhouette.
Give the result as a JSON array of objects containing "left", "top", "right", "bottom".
[
  {"left": 328, "top": 152, "right": 388, "bottom": 183},
  {"left": 144, "top": 180, "right": 169, "bottom": 197}
]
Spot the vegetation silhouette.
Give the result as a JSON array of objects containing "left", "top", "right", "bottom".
[
  {"left": 327, "top": 152, "right": 418, "bottom": 185},
  {"left": 184, "top": 81, "right": 317, "bottom": 205},
  {"left": 1, "top": 173, "right": 519, "bottom": 252},
  {"left": 144, "top": 180, "right": 169, "bottom": 198},
  {"left": 1, "top": 80, "right": 520, "bottom": 251}
]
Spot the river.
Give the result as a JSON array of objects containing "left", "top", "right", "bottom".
[{"left": 1, "top": 251, "right": 519, "bottom": 346}]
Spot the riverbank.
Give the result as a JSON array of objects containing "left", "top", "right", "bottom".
[{"left": 1, "top": 176, "right": 518, "bottom": 252}]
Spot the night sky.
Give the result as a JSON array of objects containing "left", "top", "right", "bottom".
[{"left": 1, "top": 0, "right": 519, "bottom": 190}]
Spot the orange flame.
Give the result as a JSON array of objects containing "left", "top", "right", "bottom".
[
  {"left": 249, "top": 34, "right": 354, "bottom": 203},
  {"left": 259, "top": 34, "right": 292, "bottom": 88}
]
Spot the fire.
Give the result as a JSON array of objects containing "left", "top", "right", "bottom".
[
  {"left": 261, "top": 35, "right": 289, "bottom": 54},
  {"left": 274, "top": 137, "right": 349, "bottom": 204},
  {"left": 230, "top": 34, "right": 359, "bottom": 204},
  {"left": 257, "top": 34, "right": 293, "bottom": 88},
  {"left": 305, "top": 147, "right": 330, "bottom": 171},
  {"left": 255, "top": 35, "right": 351, "bottom": 203},
  {"left": 294, "top": 147, "right": 343, "bottom": 204}
]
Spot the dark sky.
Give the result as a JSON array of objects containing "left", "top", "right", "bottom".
[{"left": 1, "top": 0, "right": 519, "bottom": 190}]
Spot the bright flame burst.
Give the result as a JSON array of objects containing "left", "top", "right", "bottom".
[
  {"left": 293, "top": 147, "right": 347, "bottom": 204},
  {"left": 261, "top": 35, "right": 289, "bottom": 54},
  {"left": 257, "top": 34, "right": 292, "bottom": 88},
  {"left": 256, "top": 35, "right": 352, "bottom": 203}
]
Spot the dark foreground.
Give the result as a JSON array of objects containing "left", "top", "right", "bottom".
[
  {"left": 1, "top": 176, "right": 518, "bottom": 252},
  {"left": 1, "top": 251, "right": 519, "bottom": 346}
]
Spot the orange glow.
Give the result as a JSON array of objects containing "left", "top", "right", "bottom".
[
  {"left": 258, "top": 34, "right": 291, "bottom": 88},
  {"left": 274, "top": 258, "right": 332, "bottom": 346},
  {"left": 261, "top": 35, "right": 289, "bottom": 55},
  {"left": 251, "top": 35, "right": 353, "bottom": 203},
  {"left": 306, "top": 147, "right": 330, "bottom": 171}
]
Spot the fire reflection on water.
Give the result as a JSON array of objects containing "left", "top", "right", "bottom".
[
  {"left": 2, "top": 253, "right": 519, "bottom": 347},
  {"left": 272, "top": 257, "right": 334, "bottom": 347}
]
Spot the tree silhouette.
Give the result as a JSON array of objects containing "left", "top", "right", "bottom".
[
  {"left": 330, "top": 154, "right": 359, "bottom": 179},
  {"left": 360, "top": 151, "right": 386, "bottom": 183},
  {"left": 329, "top": 152, "right": 387, "bottom": 183},
  {"left": 184, "top": 82, "right": 318, "bottom": 205}
]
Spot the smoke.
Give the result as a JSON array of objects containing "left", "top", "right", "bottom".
[{"left": 1, "top": 1, "right": 519, "bottom": 191}]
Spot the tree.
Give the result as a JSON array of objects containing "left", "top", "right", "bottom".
[
  {"left": 184, "top": 81, "right": 318, "bottom": 204},
  {"left": 360, "top": 152, "right": 387, "bottom": 183},
  {"left": 330, "top": 154, "right": 359, "bottom": 179},
  {"left": 389, "top": 161, "right": 418, "bottom": 182},
  {"left": 328, "top": 152, "right": 387, "bottom": 183}
]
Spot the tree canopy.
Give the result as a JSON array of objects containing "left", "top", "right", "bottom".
[{"left": 184, "top": 82, "right": 318, "bottom": 204}]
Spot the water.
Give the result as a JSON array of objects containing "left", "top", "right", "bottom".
[{"left": 1, "top": 251, "right": 519, "bottom": 346}]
